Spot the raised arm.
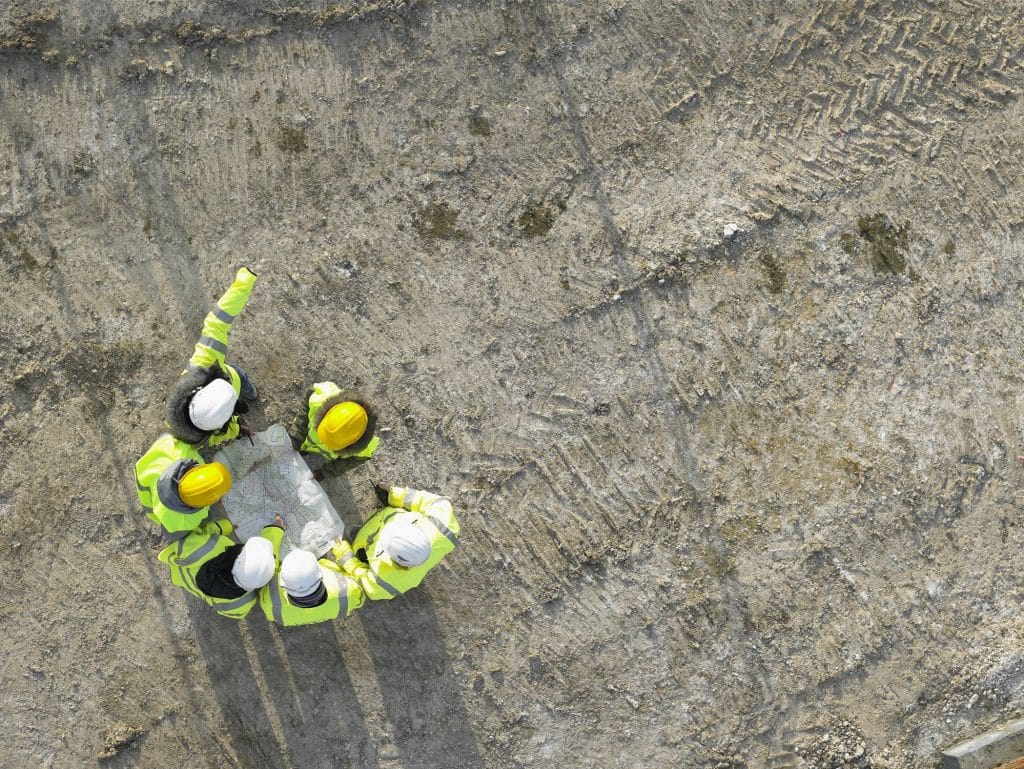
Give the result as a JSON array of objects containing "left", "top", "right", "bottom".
[{"left": 189, "top": 267, "right": 258, "bottom": 369}]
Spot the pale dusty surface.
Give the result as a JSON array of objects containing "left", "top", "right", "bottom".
[
  {"left": 214, "top": 423, "right": 345, "bottom": 557},
  {"left": 3, "top": 2, "right": 1024, "bottom": 768}
]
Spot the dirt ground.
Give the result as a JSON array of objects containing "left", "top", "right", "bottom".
[{"left": 3, "top": 1, "right": 1024, "bottom": 767}]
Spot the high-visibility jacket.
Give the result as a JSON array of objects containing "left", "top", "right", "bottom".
[
  {"left": 339, "top": 487, "right": 459, "bottom": 601},
  {"left": 157, "top": 521, "right": 284, "bottom": 619},
  {"left": 135, "top": 433, "right": 210, "bottom": 538},
  {"left": 165, "top": 267, "right": 257, "bottom": 448},
  {"left": 259, "top": 559, "right": 366, "bottom": 627},
  {"left": 298, "top": 381, "right": 379, "bottom": 460}
]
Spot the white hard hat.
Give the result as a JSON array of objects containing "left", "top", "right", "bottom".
[
  {"left": 231, "top": 536, "right": 276, "bottom": 591},
  {"left": 280, "top": 550, "right": 323, "bottom": 598},
  {"left": 378, "top": 521, "right": 431, "bottom": 567},
  {"left": 188, "top": 379, "right": 238, "bottom": 431}
]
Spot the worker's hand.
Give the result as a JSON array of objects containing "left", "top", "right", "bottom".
[
  {"left": 372, "top": 481, "right": 390, "bottom": 506},
  {"left": 343, "top": 561, "right": 367, "bottom": 578},
  {"left": 243, "top": 266, "right": 258, "bottom": 277},
  {"left": 331, "top": 537, "right": 354, "bottom": 563},
  {"left": 346, "top": 557, "right": 369, "bottom": 577},
  {"left": 333, "top": 539, "right": 365, "bottom": 575},
  {"left": 273, "top": 514, "right": 285, "bottom": 529}
]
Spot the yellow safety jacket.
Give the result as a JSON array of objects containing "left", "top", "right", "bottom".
[
  {"left": 298, "top": 381, "right": 379, "bottom": 460},
  {"left": 259, "top": 559, "right": 366, "bottom": 627},
  {"left": 157, "top": 521, "right": 284, "bottom": 619},
  {"left": 135, "top": 433, "right": 210, "bottom": 538},
  {"left": 165, "top": 267, "right": 257, "bottom": 448},
  {"left": 340, "top": 487, "right": 459, "bottom": 601}
]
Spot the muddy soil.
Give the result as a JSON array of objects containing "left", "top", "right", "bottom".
[{"left": 3, "top": 2, "right": 1024, "bottom": 768}]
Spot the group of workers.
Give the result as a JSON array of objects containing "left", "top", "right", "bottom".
[{"left": 134, "top": 267, "right": 459, "bottom": 627}]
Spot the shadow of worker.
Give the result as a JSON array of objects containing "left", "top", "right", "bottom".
[
  {"left": 360, "top": 589, "right": 484, "bottom": 769},
  {"left": 192, "top": 607, "right": 288, "bottom": 769},
  {"left": 195, "top": 607, "right": 379, "bottom": 769}
]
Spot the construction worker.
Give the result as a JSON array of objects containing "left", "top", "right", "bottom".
[
  {"left": 135, "top": 433, "right": 232, "bottom": 539},
  {"left": 331, "top": 483, "right": 459, "bottom": 601},
  {"left": 158, "top": 516, "right": 284, "bottom": 619},
  {"left": 259, "top": 549, "right": 366, "bottom": 627},
  {"left": 296, "top": 381, "right": 379, "bottom": 461},
  {"left": 165, "top": 267, "right": 259, "bottom": 448}
]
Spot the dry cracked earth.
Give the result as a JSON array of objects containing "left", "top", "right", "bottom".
[{"left": 3, "top": 2, "right": 1024, "bottom": 768}]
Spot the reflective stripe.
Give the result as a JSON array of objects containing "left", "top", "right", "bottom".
[
  {"left": 269, "top": 576, "right": 285, "bottom": 625},
  {"left": 198, "top": 335, "right": 228, "bottom": 355},
  {"left": 212, "top": 306, "right": 235, "bottom": 323},
  {"left": 427, "top": 515, "right": 459, "bottom": 546},
  {"left": 215, "top": 592, "right": 256, "bottom": 614},
  {"left": 339, "top": 583, "right": 349, "bottom": 616},
  {"left": 163, "top": 528, "right": 189, "bottom": 542},
  {"left": 180, "top": 563, "right": 201, "bottom": 595},
  {"left": 177, "top": 535, "right": 219, "bottom": 566},
  {"left": 336, "top": 551, "right": 355, "bottom": 566},
  {"left": 371, "top": 567, "right": 401, "bottom": 597}
]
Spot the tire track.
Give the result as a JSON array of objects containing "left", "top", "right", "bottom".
[
  {"left": 0, "top": 83, "right": 232, "bottom": 766},
  {"left": 529, "top": 0, "right": 699, "bottom": 480}
]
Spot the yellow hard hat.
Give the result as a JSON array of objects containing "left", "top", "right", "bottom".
[
  {"left": 179, "top": 462, "right": 232, "bottom": 508},
  {"left": 317, "top": 401, "right": 368, "bottom": 450}
]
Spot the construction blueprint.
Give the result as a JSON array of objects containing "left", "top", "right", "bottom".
[{"left": 212, "top": 423, "right": 343, "bottom": 557}]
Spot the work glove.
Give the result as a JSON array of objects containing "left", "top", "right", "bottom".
[{"left": 373, "top": 481, "right": 391, "bottom": 506}]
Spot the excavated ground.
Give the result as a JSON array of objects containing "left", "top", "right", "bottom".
[{"left": 3, "top": 2, "right": 1024, "bottom": 768}]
